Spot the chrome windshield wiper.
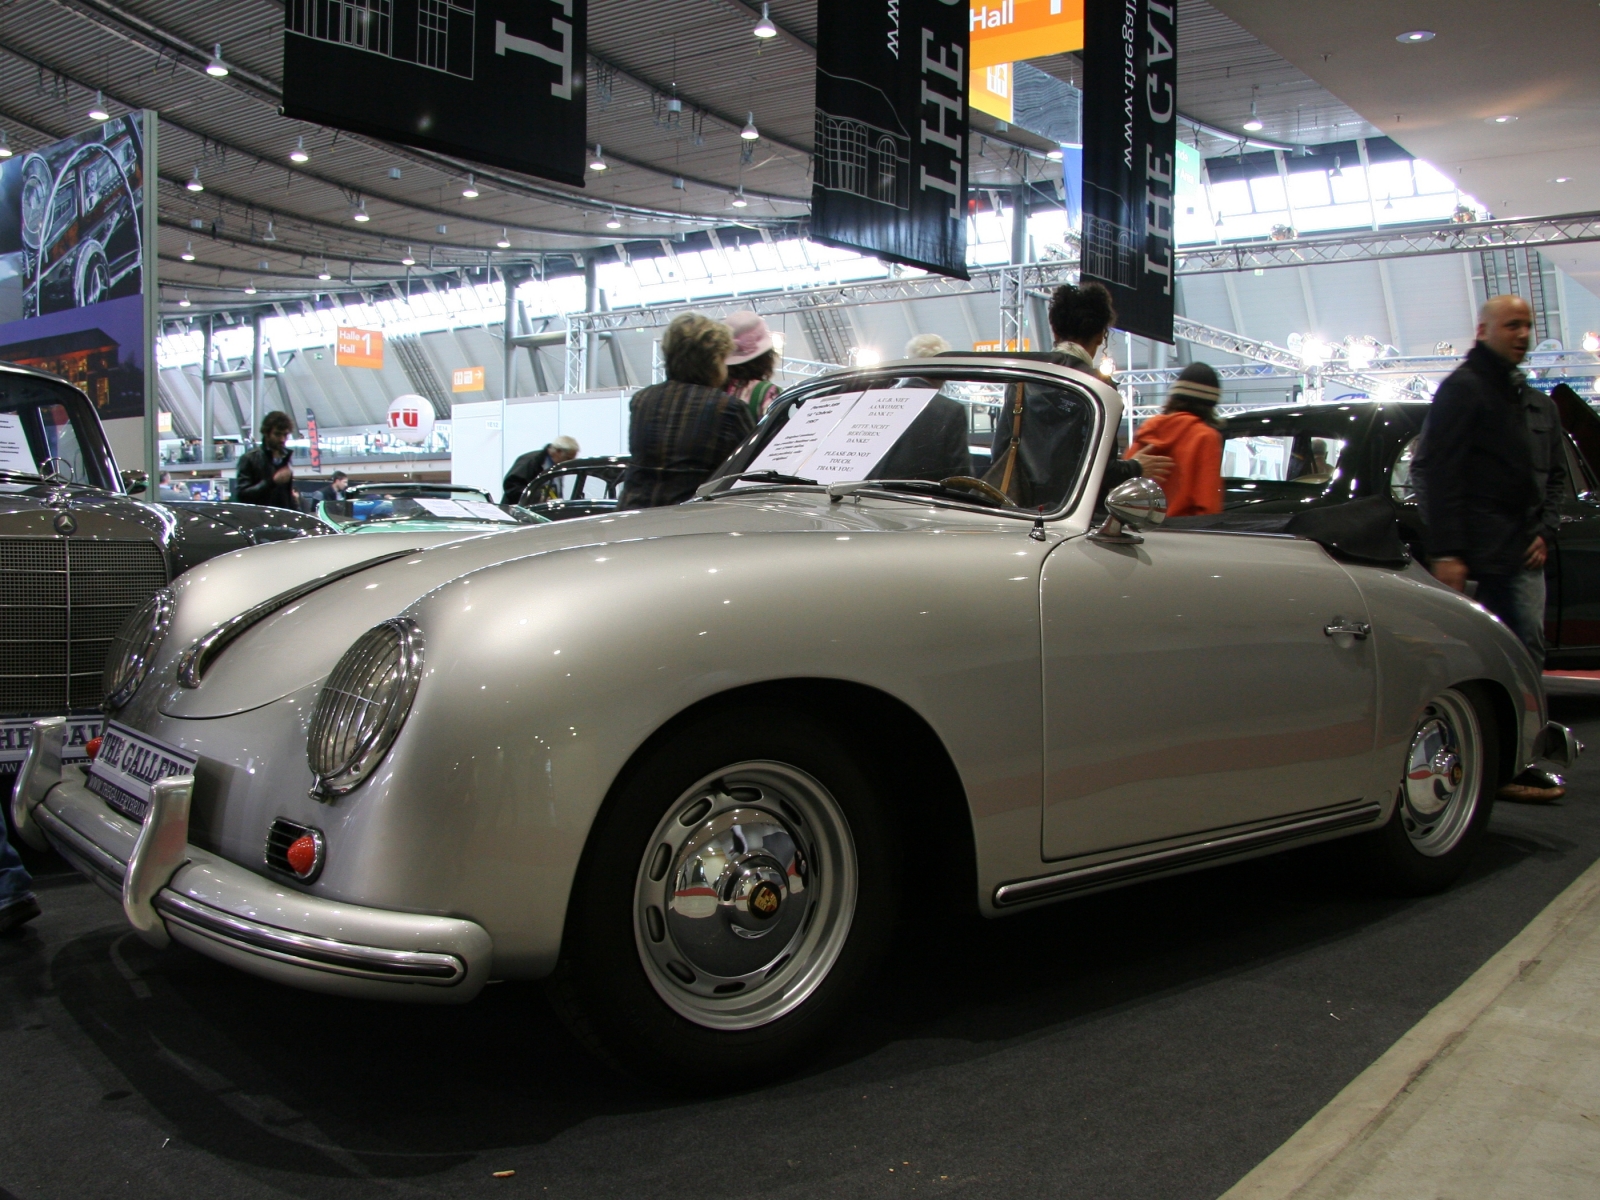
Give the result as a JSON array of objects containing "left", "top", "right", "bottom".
[
  {"left": 697, "top": 470, "right": 819, "bottom": 498},
  {"left": 826, "top": 477, "right": 1016, "bottom": 509}
]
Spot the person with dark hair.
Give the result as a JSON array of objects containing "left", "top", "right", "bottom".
[
  {"left": 1045, "top": 282, "right": 1171, "bottom": 498},
  {"left": 157, "top": 471, "right": 189, "bottom": 502},
  {"left": 320, "top": 470, "right": 350, "bottom": 504},
  {"left": 621, "top": 314, "right": 755, "bottom": 509},
  {"left": 1124, "top": 363, "right": 1225, "bottom": 516},
  {"left": 235, "top": 411, "right": 300, "bottom": 509},
  {"left": 723, "top": 311, "right": 782, "bottom": 420}
]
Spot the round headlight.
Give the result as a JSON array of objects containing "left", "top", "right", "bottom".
[
  {"left": 103, "top": 588, "right": 174, "bottom": 709},
  {"left": 307, "top": 619, "right": 424, "bottom": 798}
]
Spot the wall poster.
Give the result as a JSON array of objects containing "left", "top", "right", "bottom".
[
  {"left": 0, "top": 113, "right": 156, "bottom": 441},
  {"left": 1081, "top": 0, "right": 1176, "bottom": 343},
  {"left": 283, "top": 0, "right": 587, "bottom": 186},
  {"left": 811, "top": 0, "right": 970, "bottom": 279}
]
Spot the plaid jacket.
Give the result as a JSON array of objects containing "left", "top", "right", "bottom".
[{"left": 620, "top": 381, "right": 756, "bottom": 509}]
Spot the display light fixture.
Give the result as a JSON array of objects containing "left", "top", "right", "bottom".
[
  {"left": 854, "top": 347, "right": 881, "bottom": 367},
  {"left": 244, "top": 280, "right": 257, "bottom": 295},
  {"left": 262, "top": 220, "right": 277, "bottom": 242},
  {"left": 205, "top": 44, "right": 229, "bottom": 77},
  {"left": 588, "top": 145, "right": 608, "bottom": 171},
  {"left": 741, "top": 112, "right": 760, "bottom": 140},
  {"left": 0, "top": 130, "right": 11, "bottom": 158},
  {"left": 753, "top": 3, "right": 777, "bottom": 38},
  {"left": 258, "top": 260, "right": 270, "bottom": 271},
  {"left": 289, "top": 136, "right": 309, "bottom": 164},
  {"left": 1047, "top": 147, "right": 1065, "bottom": 162},
  {"left": 730, "top": 189, "right": 748, "bottom": 208},
  {"left": 1582, "top": 331, "right": 1600, "bottom": 353},
  {"left": 1396, "top": 30, "right": 1435, "bottom": 43},
  {"left": 1345, "top": 336, "right": 1379, "bottom": 370},
  {"left": 186, "top": 166, "right": 204, "bottom": 192},
  {"left": 605, "top": 210, "right": 623, "bottom": 228},
  {"left": 88, "top": 91, "right": 110, "bottom": 121},
  {"left": 180, "top": 241, "right": 196, "bottom": 262},
  {"left": 496, "top": 228, "right": 512, "bottom": 248},
  {"left": 401, "top": 247, "right": 416, "bottom": 266},
  {"left": 1553, "top": 176, "right": 1572, "bottom": 184},
  {"left": 461, "top": 173, "right": 480, "bottom": 197},
  {"left": 1487, "top": 114, "right": 1517, "bottom": 124},
  {"left": 1242, "top": 87, "right": 1264, "bottom": 133},
  {"left": 351, "top": 199, "right": 370, "bottom": 222},
  {"left": 1330, "top": 155, "right": 1343, "bottom": 178},
  {"left": 672, "top": 175, "right": 685, "bottom": 190},
  {"left": 317, "top": 262, "right": 332, "bottom": 281},
  {"left": 1099, "top": 353, "right": 1116, "bottom": 376},
  {"left": 178, "top": 293, "right": 192, "bottom": 308}
]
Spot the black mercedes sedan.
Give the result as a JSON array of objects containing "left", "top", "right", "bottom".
[{"left": 515, "top": 455, "right": 628, "bottom": 521}]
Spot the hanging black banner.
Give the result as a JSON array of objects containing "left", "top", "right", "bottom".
[
  {"left": 811, "top": 0, "right": 969, "bottom": 280},
  {"left": 1081, "top": 0, "right": 1176, "bottom": 343},
  {"left": 283, "top": 0, "right": 586, "bottom": 186}
]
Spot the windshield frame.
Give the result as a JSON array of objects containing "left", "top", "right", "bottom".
[
  {"left": 0, "top": 365, "right": 121, "bottom": 491},
  {"left": 700, "top": 358, "right": 1109, "bottom": 522}
]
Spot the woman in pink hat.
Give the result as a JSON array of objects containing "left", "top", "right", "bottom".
[{"left": 722, "top": 310, "right": 782, "bottom": 420}]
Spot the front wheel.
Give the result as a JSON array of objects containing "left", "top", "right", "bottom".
[
  {"left": 550, "top": 710, "right": 896, "bottom": 1085},
  {"left": 1360, "top": 684, "right": 1498, "bottom": 894}
]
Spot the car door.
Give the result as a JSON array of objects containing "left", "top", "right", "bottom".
[
  {"left": 1552, "top": 434, "right": 1600, "bottom": 652},
  {"left": 1040, "top": 527, "right": 1379, "bottom": 862}
]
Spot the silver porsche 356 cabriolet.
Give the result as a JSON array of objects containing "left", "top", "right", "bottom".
[{"left": 12, "top": 356, "right": 1577, "bottom": 1083}]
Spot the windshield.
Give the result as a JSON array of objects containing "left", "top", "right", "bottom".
[
  {"left": 0, "top": 371, "right": 116, "bottom": 489},
  {"left": 706, "top": 368, "right": 1099, "bottom": 512},
  {"left": 320, "top": 493, "right": 545, "bottom": 529},
  {"left": 1218, "top": 407, "right": 1371, "bottom": 505},
  {"left": 529, "top": 466, "right": 625, "bottom": 504}
]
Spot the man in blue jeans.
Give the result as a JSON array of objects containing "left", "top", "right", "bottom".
[
  {"left": 1421, "top": 294, "right": 1568, "bottom": 801},
  {"left": 0, "top": 818, "right": 41, "bottom": 935}
]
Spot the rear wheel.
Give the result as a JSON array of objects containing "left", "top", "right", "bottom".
[
  {"left": 550, "top": 710, "right": 896, "bottom": 1085},
  {"left": 1361, "top": 684, "right": 1498, "bottom": 893}
]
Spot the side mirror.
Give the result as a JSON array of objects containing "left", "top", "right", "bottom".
[
  {"left": 121, "top": 468, "right": 148, "bottom": 495},
  {"left": 1092, "top": 477, "right": 1167, "bottom": 544}
]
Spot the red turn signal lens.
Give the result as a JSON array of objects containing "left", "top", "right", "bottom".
[
  {"left": 85, "top": 736, "right": 102, "bottom": 760},
  {"left": 286, "top": 834, "right": 319, "bottom": 877}
]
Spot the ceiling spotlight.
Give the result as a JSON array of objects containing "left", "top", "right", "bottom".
[
  {"left": 1330, "top": 155, "right": 1343, "bottom": 178},
  {"left": 741, "top": 112, "right": 760, "bottom": 140},
  {"left": 672, "top": 175, "right": 685, "bottom": 190},
  {"left": 496, "top": 228, "right": 511, "bottom": 248},
  {"left": 461, "top": 173, "right": 480, "bottom": 198},
  {"left": 1396, "top": 30, "right": 1435, "bottom": 43},
  {"left": 605, "top": 210, "right": 622, "bottom": 228},
  {"left": 317, "top": 262, "right": 332, "bottom": 281},
  {"left": 1242, "top": 86, "right": 1264, "bottom": 132},
  {"left": 205, "top": 44, "right": 229, "bottom": 77},
  {"left": 289, "top": 136, "right": 309, "bottom": 164},
  {"left": 244, "top": 280, "right": 257, "bottom": 295},
  {"left": 180, "top": 241, "right": 196, "bottom": 262},
  {"left": 257, "top": 260, "right": 269, "bottom": 270},
  {"left": 401, "top": 246, "right": 416, "bottom": 265},
  {"left": 0, "top": 130, "right": 12, "bottom": 158},
  {"left": 1046, "top": 147, "right": 1065, "bottom": 162},
  {"left": 1487, "top": 114, "right": 1517, "bottom": 124},
  {"left": 1582, "top": 331, "right": 1600, "bottom": 353},
  {"left": 88, "top": 90, "right": 110, "bottom": 122},
  {"left": 753, "top": 2, "right": 777, "bottom": 38},
  {"left": 178, "top": 292, "right": 192, "bottom": 308},
  {"left": 351, "top": 199, "right": 370, "bottom": 222},
  {"left": 1553, "top": 176, "right": 1572, "bottom": 183},
  {"left": 730, "top": 189, "right": 748, "bottom": 208},
  {"left": 589, "top": 145, "right": 608, "bottom": 171},
  {"left": 262, "top": 220, "right": 277, "bottom": 242},
  {"left": 186, "top": 166, "right": 204, "bottom": 192}
]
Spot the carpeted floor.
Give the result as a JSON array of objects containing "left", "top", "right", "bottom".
[{"left": 5, "top": 697, "right": 1600, "bottom": 1200}]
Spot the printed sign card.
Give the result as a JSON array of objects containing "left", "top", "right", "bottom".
[
  {"left": 745, "top": 391, "right": 863, "bottom": 477},
  {"left": 458, "top": 500, "right": 516, "bottom": 522},
  {"left": 413, "top": 497, "right": 471, "bottom": 518},
  {"left": 797, "top": 389, "right": 940, "bottom": 483}
]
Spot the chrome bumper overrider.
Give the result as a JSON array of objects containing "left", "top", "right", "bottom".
[{"left": 10, "top": 719, "right": 491, "bottom": 1002}]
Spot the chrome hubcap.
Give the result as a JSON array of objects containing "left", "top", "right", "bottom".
[
  {"left": 634, "top": 762, "right": 857, "bottom": 1031},
  {"left": 1400, "top": 690, "right": 1481, "bottom": 856}
]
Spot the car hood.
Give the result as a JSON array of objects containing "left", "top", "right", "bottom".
[
  {"left": 145, "top": 492, "right": 1026, "bottom": 720},
  {"left": 0, "top": 478, "right": 173, "bottom": 541}
]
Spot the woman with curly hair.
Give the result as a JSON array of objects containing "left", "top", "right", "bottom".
[{"left": 620, "top": 313, "right": 755, "bottom": 509}]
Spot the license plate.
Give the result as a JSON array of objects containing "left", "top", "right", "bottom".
[
  {"left": 0, "top": 716, "right": 105, "bottom": 771},
  {"left": 84, "top": 721, "right": 199, "bottom": 823}
]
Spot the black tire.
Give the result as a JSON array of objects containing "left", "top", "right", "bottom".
[
  {"left": 1360, "top": 682, "right": 1499, "bottom": 894},
  {"left": 549, "top": 706, "right": 897, "bottom": 1087}
]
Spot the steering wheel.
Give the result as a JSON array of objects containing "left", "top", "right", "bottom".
[{"left": 939, "top": 476, "right": 1017, "bottom": 507}]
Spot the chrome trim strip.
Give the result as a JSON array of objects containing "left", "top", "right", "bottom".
[
  {"left": 176, "top": 549, "right": 420, "bottom": 688},
  {"left": 994, "top": 801, "right": 1385, "bottom": 907},
  {"left": 152, "top": 892, "right": 467, "bottom": 985},
  {"left": 34, "top": 802, "right": 128, "bottom": 894}
]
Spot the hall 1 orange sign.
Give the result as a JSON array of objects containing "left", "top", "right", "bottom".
[
  {"left": 451, "top": 366, "right": 485, "bottom": 392},
  {"left": 970, "top": 0, "right": 1085, "bottom": 70},
  {"left": 336, "top": 327, "right": 384, "bottom": 368}
]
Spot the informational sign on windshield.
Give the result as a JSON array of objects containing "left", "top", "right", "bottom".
[
  {"left": 0, "top": 412, "right": 36, "bottom": 474},
  {"left": 745, "top": 389, "right": 940, "bottom": 484}
]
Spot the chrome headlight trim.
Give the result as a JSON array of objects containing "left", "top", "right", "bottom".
[
  {"left": 306, "top": 618, "right": 424, "bottom": 799},
  {"left": 102, "top": 588, "right": 175, "bottom": 710}
]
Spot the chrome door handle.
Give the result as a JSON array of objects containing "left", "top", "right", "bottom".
[{"left": 1325, "top": 619, "right": 1371, "bottom": 640}]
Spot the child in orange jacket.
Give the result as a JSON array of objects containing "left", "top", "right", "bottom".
[{"left": 1124, "top": 362, "right": 1225, "bottom": 516}]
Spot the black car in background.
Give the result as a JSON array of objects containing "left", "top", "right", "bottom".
[
  {"left": 0, "top": 360, "right": 326, "bottom": 788},
  {"left": 1213, "top": 396, "right": 1600, "bottom": 668},
  {"left": 516, "top": 455, "right": 628, "bottom": 520}
]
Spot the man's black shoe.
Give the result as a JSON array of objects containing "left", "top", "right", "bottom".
[
  {"left": 1499, "top": 766, "right": 1565, "bottom": 804},
  {"left": 0, "top": 895, "right": 41, "bottom": 936}
]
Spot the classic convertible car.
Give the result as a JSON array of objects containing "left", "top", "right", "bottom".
[
  {"left": 13, "top": 356, "right": 1576, "bottom": 1085},
  {"left": 316, "top": 482, "right": 547, "bottom": 534},
  {"left": 0, "top": 360, "right": 326, "bottom": 790},
  {"left": 514, "top": 455, "right": 628, "bottom": 521}
]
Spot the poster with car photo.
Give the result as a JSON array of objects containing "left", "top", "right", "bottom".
[{"left": 0, "top": 114, "right": 150, "bottom": 420}]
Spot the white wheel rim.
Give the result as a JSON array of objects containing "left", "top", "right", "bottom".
[{"left": 1400, "top": 688, "right": 1482, "bottom": 857}]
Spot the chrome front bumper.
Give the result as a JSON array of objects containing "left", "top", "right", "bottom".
[{"left": 10, "top": 719, "right": 492, "bottom": 1003}]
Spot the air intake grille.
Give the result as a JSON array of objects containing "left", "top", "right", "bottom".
[{"left": 0, "top": 537, "right": 169, "bottom": 716}]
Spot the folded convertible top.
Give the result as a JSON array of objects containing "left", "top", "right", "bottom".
[{"left": 1163, "top": 496, "right": 1411, "bottom": 568}]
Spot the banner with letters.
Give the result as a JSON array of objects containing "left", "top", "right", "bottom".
[
  {"left": 1081, "top": 0, "right": 1176, "bottom": 343},
  {"left": 811, "top": 0, "right": 969, "bottom": 279},
  {"left": 283, "top": 0, "right": 586, "bottom": 186}
]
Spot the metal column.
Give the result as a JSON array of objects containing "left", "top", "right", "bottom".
[
  {"left": 200, "top": 316, "right": 214, "bottom": 465},
  {"left": 250, "top": 311, "right": 264, "bottom": 438},
  {"left": 584, "top": 258, "right": 600, "bottom": 391},
  {"left": 502, "top": 268, "right": 518, "bottom": 401}
]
